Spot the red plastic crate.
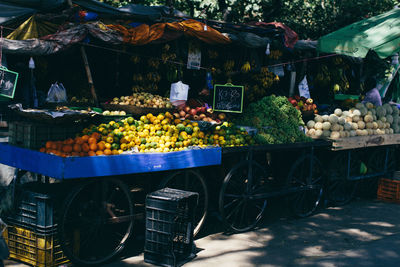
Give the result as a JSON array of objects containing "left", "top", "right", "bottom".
[{"left": 377, "top": 178, "right": 400, "bottom": 203}]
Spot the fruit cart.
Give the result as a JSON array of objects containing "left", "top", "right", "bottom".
[
  {"left": 323, "top": 134, "right": 400, "bottom": 206},
  {"left": 0, "top": 142, "right": 221, "bottom": 265}
]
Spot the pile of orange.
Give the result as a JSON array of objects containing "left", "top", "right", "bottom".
[{"left": 39, "top": 132, "right": 119, "bottom": 157}]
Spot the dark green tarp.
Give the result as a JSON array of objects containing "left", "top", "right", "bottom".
[{"left": 318, "top": 8, "right": 400, "bottom": 59}]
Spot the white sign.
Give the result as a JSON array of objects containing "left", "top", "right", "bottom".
[{"left": 187, "top": 42, "right": 201, "bottom": 70}]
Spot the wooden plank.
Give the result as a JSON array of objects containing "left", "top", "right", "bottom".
[{"left": 330, "top": 134, "right": 400, "bottom": 150}]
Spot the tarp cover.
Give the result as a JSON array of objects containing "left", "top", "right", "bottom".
[
  {"left": 0, "top": 0, "right": 188, "bottom": 25},
  {"left": 318, "top": 8, "right": 400, "bottom": 59},
  {"left": 108, "top": 19, "right": 231, "bottom": 45}
]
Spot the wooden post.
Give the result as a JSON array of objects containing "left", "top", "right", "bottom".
[
  {"left": 80, "top": 46, "right": 99, "bottom": 106},
  {"left": 66, "top": 0, "right": 99, "bottom": 106}
]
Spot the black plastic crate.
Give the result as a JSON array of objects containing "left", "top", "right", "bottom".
[
  {"left": 144, "top": 188, "right": 198, "bottom": 267},
  {"left": 6, "top": 186, "right": 57, "bottom": 233},
  {"left": 8, "top": 121, "right": 83, "bottom": 149}
]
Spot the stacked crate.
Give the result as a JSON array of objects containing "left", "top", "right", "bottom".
[{"left": 3, "top": 186, "right": 69, "bottom": 267}]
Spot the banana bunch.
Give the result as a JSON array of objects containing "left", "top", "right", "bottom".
[
  {"left": 133, "top": 74, "right": 144, "bottom": 82},
  {"left": 147, "top": 59, "right": 160, "bottom": 69},
  {"left": 146, "top": 72, "right": 161, "bottom": 83},
  {"left": 241, "top": 61, "right": 251, "bottom": 73},
  {"left": 131, "top": 56, "right": 140, "bottom": 64},
  {"left": 333, "top": 57, "right": 343, "bottom": 65},
  {"left": 260, "top": 67, "right": 269, "bottom": 74},
  {"left": 208, "top": 50, "right": 219, "bottom": 59},
  {"left": 161, "top": 53, "right": 177, "bottom": 63},
  {"left": 224, "top": 60, "right": 235, "bottom": 71},
  {"left": 268, "top": 50, "right": 283, "bottom": 60},
  {"left": 163, "top": 44, "right": 170, "bottom": 52}
]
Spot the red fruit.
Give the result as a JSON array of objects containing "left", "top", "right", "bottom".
[
  {"left": 185, "top": 114, "right": 190, "bottom": 119},
  {"left": 312, "top": 104, "right": 317, "bottom": 109},
  {"left": 289, "top": 99, "right": 297, "bottom": 106},
  {"left": 184, "top": 106, "right": 191, "bottom": 113},
  {"left": 173, "top": 113, "right": 180, "bottom": 118},
  {"left": 190, "top": 109, "right": 197, "bottom": 116},
  {"left": 294, "top": 95, "right": 300, "bottom": 101},
  {"left": 196, "top": 107, "right": 202, "bottom": 113},
  {"left": 200, "top": 107, "right": 206, "bottom": 113},
  {"left": 179, "top": 110, "right": 186, "bottom": 117}
]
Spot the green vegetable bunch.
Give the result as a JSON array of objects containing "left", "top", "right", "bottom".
[{"left": 237, "top": 95, "right": 311, "bottom": 144}]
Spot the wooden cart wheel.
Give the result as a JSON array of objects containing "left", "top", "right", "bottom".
[
  {"left": 219, "top": 160, "right": 267, "bottom": 233},
  {"left": 159, "top": 169, "right": 208, "bottom": 237},
  {"left": 327, "top": 152, "right": 359, "bottom": 206},
  {"left": 58, "top": 178, "right": 134, "bottom": 266},
  {"left": 286, "top": 154, "right": 324, "bottom": 218}
]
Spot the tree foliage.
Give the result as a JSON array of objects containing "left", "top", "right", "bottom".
[{"left": 100, "top": 0, "right": 398, "bottom": 39}]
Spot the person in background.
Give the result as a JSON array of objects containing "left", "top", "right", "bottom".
[{"left": 362, "top": 76, "right": 382, "bottom": 106}]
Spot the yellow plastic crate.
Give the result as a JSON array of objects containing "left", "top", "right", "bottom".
[{"left": 2, "top": 225, "right": 69, "bottom": 267}]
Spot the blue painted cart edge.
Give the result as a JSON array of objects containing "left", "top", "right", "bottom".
[{"left": 0, "top": 143, "right": 222, "bottom": 179}]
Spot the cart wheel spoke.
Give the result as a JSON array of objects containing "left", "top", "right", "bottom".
[
  {"left": 219, "top": 160, "right": 267, "bottom": 233},
  {"left": 159, "top": 170, "right": 208, "bottom": 237},
  {"left": 287, "top": 155, "right": 324, "bottom": 218},
  {"left": 58, "top": 179, "right": 134, "bottom": 266}
]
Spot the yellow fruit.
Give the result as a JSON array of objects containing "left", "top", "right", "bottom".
[{"left": 146, "top": 113, "right": 153, "bottom": 119}]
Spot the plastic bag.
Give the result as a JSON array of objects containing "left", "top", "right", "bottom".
[{"left": 46, "top": 82, "right": 67, "bottom": 103}]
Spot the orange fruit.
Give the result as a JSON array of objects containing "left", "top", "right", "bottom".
[
  {"left": 79, "top": 152, "right": 86, "bottom": 157},
  {"left": 88, "top": 151, "right": 96, "bottom": 156},
  {"left": 39, "top": 147, "right": 46, "bottom": 153},
  {"left": 88, "top": 137, "right": 97, "bottom": 144},
  {"left": 62, "top": 145, "right": 73, "bottom": 153},
  {"left": 97, "top": 142, "right": 105, "bottom": 151},
  {"left": 89, "top": 143, "right": 97, "bottom": 151},
  {"left": 81, "top": 135, "right": 89, "bottom": 142},
  {"left": 51, "top": 142, "right": 58, "bottom": 150},
  {"left": 96, "top": 150, "right": 104, "bottom": 156},
  {"left": 64, "top": 138, "right": 74, "bottom": 145},
  {"left": 75, "top": 137, "right": 84, "bottom": 145},
  {"left": 45, "top": 141, "right": 53, "bottom": 149},
  {"left": 104, "top": 149, "right": 112, "bottom": 155},
  {"left": 112, "top": 149, "right": 119, "bottom": 155},
  {"left": 73, "top": 144, "right": 82, "bottom": 152},
  {"left": 71, "top": 152, "right": 80, "bottom": 157},
  {"left": 81, "top": 143, "right": 90, "bottom": 152},
  {"left": 91, "top": 132, "right": 101, "bottom": 141}
]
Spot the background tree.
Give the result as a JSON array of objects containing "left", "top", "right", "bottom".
[{"left": 99, "top": 0, "right": 399, "bottom": 39}]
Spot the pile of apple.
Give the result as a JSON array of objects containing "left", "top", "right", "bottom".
[
  {"left": 288, "top": 96, "right": 318, "bottom": 114},
  {"left": 173, "top": 105, "right": 227, "bottom": 124}
]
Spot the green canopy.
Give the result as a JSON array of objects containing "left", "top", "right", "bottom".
[{"left": 318, "top": 8, "right": 400, "bottom": 59}]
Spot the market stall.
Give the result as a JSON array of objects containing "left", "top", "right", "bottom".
[{"left": 1, "top": 2, "right": 400, "bottom": 267}]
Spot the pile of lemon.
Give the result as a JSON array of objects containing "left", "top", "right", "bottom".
[{"left": 71, "top": 112, "right": 252, "bottom": 155}]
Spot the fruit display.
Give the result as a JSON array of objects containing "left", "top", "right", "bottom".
[
  {"left": 237, "top": 95, "right": 311, "bottom": 144},
  {"left": 246, "top": 67, "right": 280, "bottom": 102},
  {"left": 173, "top": 105, "right": 226, "bottom": 124},
  {"left": 108, "top": 92, "right": 172, "bottom": 108},
  {"left": 102, "top": 110, "right": 126, "bottom": 116},
  {"left": 39, "top": 112, "right": 252, "bottom": 156},
  {"left": 306, "top": 103, "right": 400, "bottom": 139},
  {"left": 288, "top": 96, "right": 318, "bottom": 114},
  {"left": 70, "top": 96, "right": 94, "bottom": 105}
]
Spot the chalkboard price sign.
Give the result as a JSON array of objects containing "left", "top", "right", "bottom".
[
  {"left": 213, "top": 83, "right": 244, "bottom": 113},
  {"left": 0, "top": 67, "right": 18, "bottom": 99}
]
